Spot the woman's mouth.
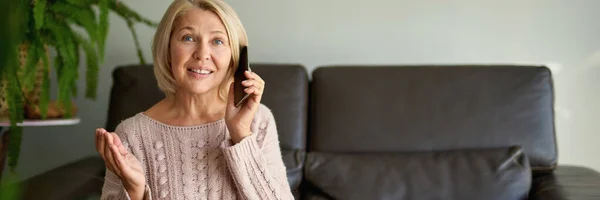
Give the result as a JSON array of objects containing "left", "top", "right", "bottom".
[
  {"left": 187, "top": 68, "right": 213, "bottom": 75},
  {"left": 187, "top": 68, "right": 213, "bottom": 78}
]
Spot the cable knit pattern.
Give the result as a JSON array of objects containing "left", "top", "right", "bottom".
[{"left": 100, "top": 104, "right": 294, "bottom": 200}]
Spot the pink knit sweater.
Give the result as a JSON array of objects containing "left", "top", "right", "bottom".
[{"left": 101, "top": 104, "right": 294, "bottom": 199}]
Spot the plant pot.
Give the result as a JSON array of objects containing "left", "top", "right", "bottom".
[
  {"left": 24, "top": 100, "right": 78, "bottom": 119},
  {"left": 0, "top": 43, "right": 77, "bottom": 120}
]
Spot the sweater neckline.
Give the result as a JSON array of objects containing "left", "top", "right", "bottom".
[{"left": 137, "top": 112, "right": 225, "bottom": 130}]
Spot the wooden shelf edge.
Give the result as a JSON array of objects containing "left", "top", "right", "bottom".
[{"left": 0, "top": 118, "right": 81, "bottom": 127}]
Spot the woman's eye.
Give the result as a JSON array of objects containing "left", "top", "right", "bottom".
[
  {"left": 183, "top": 35, "right": 194, "bottom": 42},
  {"left": 213, "top": 39, "right": 224, "bottom": 45}
]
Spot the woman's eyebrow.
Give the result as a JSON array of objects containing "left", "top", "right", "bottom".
[
  {"left": 210, "top": 30, "right": 226, "bottom": 35},
  {"left": 178, "top": 26, "right": 194, "bottom": 32}
]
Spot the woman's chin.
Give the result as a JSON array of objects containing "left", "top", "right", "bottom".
[
  {"left": 175, "top": 76, "right": 225, "bottom": 96},
  {"left": 182, "top": 86, "right": 218, "bottom": 96}
]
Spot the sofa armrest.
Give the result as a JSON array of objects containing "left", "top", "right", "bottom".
[{"left": 529, "top": 165, "right": 600, "bottom": 200}]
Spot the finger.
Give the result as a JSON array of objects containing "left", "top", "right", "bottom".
[
  {"left": 98, "top": 130, "right": 115, "bottom": 173},
  {"left": 98, "top": 130, "right": 106, "bottom": 157},
  {"left": 253, "top": 71, "right": 265, "bottom": 85},
  {"left": 245, "top": 86, "right": 263, "bottom": 96},
  {"left": 110, "top": 140, "right": 125, "bottom": 170},
  {"left": 95, "top": 129, "right": 100, "bottom": 151},
  {"left": 245, "top": 86, "right": 263, "bottom": 109},
  {"left": 244, "top": 87, "right": 254, "bottom": 94},
  {"left": 241, "top": 79, "right": 254, "bottom": 87},
  {"left": 242, "top": 79, "right": 264, "bottom": 90},
  {"left": 245, "top": 71, "right": 265, "bottom": 85},
  {"left": 242, "top": 81, "right": 263, "bottom": 95},
  {"left": 97, "top": 128, "right": 109, "bottom": 149},
  {"left": 244, "top": 70, "right": 253, "bottom": 79},
  {"left": 103, "top": 149, "right": 115, "bottom": 174},
  {"left": 104, "top": 133, "right": 118, "bottom": 175},
  {"left": 103, "top": 133, "right": 114, "bottom": 163},
  {"left": 111, "top": 132, "right": 129, "bottom": 155},
  {"left": 111, "top": 132, "right": 123, "bottom": 147}
]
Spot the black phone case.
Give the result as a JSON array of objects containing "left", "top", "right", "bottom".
[{"left": 234, "top": 46, "right": 251, "bottom": 107}]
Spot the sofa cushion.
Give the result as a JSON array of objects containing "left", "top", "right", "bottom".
[
  {"left": 304, "top": 146, "right": 531, "bottom": 200},
  {"left": 310, "top": 65, "right": 556, "bottom": 170}
]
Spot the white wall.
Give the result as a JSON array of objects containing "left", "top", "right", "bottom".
[{"left": 8, "top": 0, "right": 600, "bottom": 180}]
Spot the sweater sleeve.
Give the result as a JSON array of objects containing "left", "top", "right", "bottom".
[
  {"left": 100, "top": 123, "right": 153, "bottom": 200},
  {"left": 221, "top": 106, "right": 294, "bottom": 200},
  {"left": 101, "top": 169, "right": 152, "bottom": 200}
]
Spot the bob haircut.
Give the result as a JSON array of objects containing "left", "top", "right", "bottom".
[{"left": 152, "top": 0, "right": 248, "bottom": 100}]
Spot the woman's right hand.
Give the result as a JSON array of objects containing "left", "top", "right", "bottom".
[{"left": 95, "top": 128, "right": 146, "bottom": 197}]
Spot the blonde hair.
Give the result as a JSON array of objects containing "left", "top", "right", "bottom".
[{"left": 152, "top": 0, "right": 248, "bottom": 100}]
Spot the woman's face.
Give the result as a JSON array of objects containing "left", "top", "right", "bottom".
[{"left": 169, "top": 7, "right": 232, "bottom": 96}]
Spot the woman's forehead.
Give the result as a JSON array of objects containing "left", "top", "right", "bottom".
[{"left": 174, "top": 8, "right": 226, "bottom": 32}]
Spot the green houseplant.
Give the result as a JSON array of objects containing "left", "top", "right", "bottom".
[{"left": 0, "top": 0, "right": 157, "bottom": 174}]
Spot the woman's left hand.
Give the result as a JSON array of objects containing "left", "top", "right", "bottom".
[{"left": 225, "top": 70, "right": 265, "bottom": 144}]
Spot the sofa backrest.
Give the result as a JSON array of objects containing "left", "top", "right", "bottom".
[
  {"left": 105, "top": 64, "right": 309, "bottom": 197},
  {"left": 308, "top": 65, "right": 557, "bottom": 170},
  {"left": 105, "top": 64, "right": 165, "bottom": 132}
]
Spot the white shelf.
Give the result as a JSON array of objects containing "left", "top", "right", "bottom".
[{"left": 0, "top": 118, "right": 80, "bottom": 127}]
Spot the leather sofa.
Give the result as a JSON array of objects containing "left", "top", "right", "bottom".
[{"left": 14, "top": 64, "right": 600, "bottom": 199}]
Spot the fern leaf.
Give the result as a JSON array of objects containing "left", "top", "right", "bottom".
[
  {"left": 0, "top": 172, "right": 23, "bottom": 200},
  {"left": 126, "top": 20, "right": 146, "bottom": 65},
  {"left": 64, "top": 0, "right": 94, "bottom": 7},
  {"left": 33, "top": 0, "right": 46, "bottom": 30},
  {"left": 98, "top": 0, "right": 109, "bottom": 63},
  {"left": 22, "top": 41, "right": 39, "bottom": 92},
  {"left": 40, "top": 75, "right": 50, "bottom": 119},
  {"left": 50, "top": 33, "right": 74, "bottom": 117},
  {"left": 62, "top": 68, "right": 76, "bottom": 118},
  {"left": 45, "top": 19, "right": 72, "bottom": 70},
  {"left": 50, "top": 2, "right": 98, "bottom": 45},
  {"left": 72, "top": 41, "right": 80, "bottom": 97},
  {"left": 46, "top": 17, "right": 78, "bottom": 93},
  {"left": 39, "top": 46, "right": 50, "bottom": 119},
  {"left": 64, "top": 33, "right": 79, "bottom": 70},
  {"left": 85, "top": 58, "right": 99, "bottom": 99},
  {"left": 54, "top": 55, "right": 65, "bottom": 100},
  {"left": 54, "top": 54, "right": 76, "bottom": 118},
  {"left": 55, "top": 52, "right": 74, "bottom": 118},
  {"left": 0, "top": 0, "right": 27, "bottom": 79},
  {"left": 50, "top": 45, "right": 73, "bottom": 108},
  {"left": 54, "top": 54, "right": 73, "bottom": 117},
  {"left": 110, "top": 1, "right": 158, "bottom": 27},
  {"left": 73, "top": 32, "right": 99, "bottom": 99},
  {"left": 7, "top": 125, "right": 23, "bottom": 174},
  {"left": 60, "top": 24, "right": 81, "bottom": 100},
  {"left": 5, "top": 52, "right": 25, "bottom": 173}
]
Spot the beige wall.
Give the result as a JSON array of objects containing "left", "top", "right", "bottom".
[{"left": 8, "top": 0, "right": 600, "bottom": 180}]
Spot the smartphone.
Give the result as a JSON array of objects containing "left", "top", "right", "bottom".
[{"left": 234, "top": 46, "right": 251, "bottom": 107}]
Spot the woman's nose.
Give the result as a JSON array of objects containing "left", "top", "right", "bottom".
[{"left": 193, "top": 43, "right": 210, "bottom": 61}]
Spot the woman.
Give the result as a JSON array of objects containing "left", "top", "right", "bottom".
[{"left": 95, "top": 0, "right": 294, "bottom": 199}]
